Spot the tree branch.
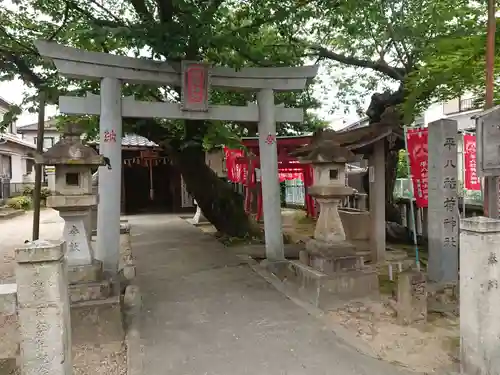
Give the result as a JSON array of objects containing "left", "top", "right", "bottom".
[
  {"left": 0, "top": 26, "right": 37, "bottom": 54},
  {"left": 0, "top": 50, "right": 44, "bottom": 87},
  {"left": 156, "top": 0, "right": 174, "bottom": 23},
  {"left": 309, "top": 45, "right": 405, "bottom": 81},
  {"left": 48, "top": 1, "right": 71, "bottom": 41},
  {"left": 130, "top": 0, "right": 153, "bottom": 22}
]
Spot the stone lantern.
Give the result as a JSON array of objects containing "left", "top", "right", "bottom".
[
  {"left": 298, "top": 140, "right": 363, "bottom": 270},
  {"left": 36, "top": 124, "right": 105, "bottom": 267}
]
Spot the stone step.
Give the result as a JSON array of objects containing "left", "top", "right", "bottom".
[
  {"left": 68, "top": 260, "right": 103, "bottom": 284},
  {"left": 69, "top": 280, "right": 111, "bottom": 304},
  {"left": 71, "top": 296, "right": 124, "bottom": 346}
]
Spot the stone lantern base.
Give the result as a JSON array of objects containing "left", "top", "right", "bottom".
[
  {"left": 303, "top": 185, "right": 363, "bottom": 272},
  {"left": 271, "top": 184, "right": 381, "bottom": 307}
]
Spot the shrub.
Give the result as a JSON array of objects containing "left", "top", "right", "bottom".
[
  {"left": 40, "top": 187, "right": 51, "bottom": 199},
  {"left": 21, "top": 185, "right": 34, "bottom": 196},
  {"left": 22, "top": 185, "right": 51, "bottom": 199},
  {"left": 6, "top": 196, "right": 32, "bottom": 210}
]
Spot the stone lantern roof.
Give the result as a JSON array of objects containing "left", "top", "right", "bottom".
[
  {"left": 35, "top": 124, "right": 105, "bottom": 166},
  {"left": 294, "top": 140, "right": 359, "bottom": 165}
]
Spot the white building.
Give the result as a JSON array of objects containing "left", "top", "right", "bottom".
[
  {"left": 425, "top": 95, "right": 481, "bottom": 131},
  {"left": 17, "top": 117, "right": 61, "bottom": 148},
  {"left": 0, "top": 97, "right": 37, "bottom": 195},
  {"left": 340, "top": 95, "right": 482, "bottom": 192}
]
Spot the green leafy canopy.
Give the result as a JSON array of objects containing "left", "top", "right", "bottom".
[{"left": 0, "top": 0, "right": 325, "bottom": 146}]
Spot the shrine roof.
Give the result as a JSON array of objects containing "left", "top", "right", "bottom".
[
  {"left": 88, "top": 133, "right": 160, "bottom": 150},
  {"left": 292, "top": 123, "right": 403, "bottom": 157}
]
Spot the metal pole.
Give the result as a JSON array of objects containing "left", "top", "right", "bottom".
[
  {"left": 484, "top": 0, "right": 496, "bottom": 217},
  {"left": 149, "top": 159, "right": 154, "bottom": 201},
  {"left": 403, "top": 126, "right": 420, "bottom": 271},
  {"left": 32, "top": 90, "right": 46, "bottom": 241}
]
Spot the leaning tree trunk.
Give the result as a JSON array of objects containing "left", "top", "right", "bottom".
[
  {"left": 133, "top": 118, "right": 259, "bottom": 238},
  {"left": 170, "top": 120, "right": 260, "bottom": 238},
  {"left": 173, "top": 143, "right": 260, "bottom": 238}
]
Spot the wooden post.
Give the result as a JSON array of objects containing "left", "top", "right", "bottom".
[{"left": 32, "top": 91, "right": 46, "bottom": 241}]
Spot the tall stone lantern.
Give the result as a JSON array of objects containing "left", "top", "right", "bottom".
[
  {"left": 298, "top": 141, "right": 362, "bottom": 268},
  {"left": 35, "top": 124, "right": 106, "bottom": 267}
]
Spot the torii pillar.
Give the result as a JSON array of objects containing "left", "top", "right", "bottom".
[
  {"left": 96, "top": 78, "right": 122, "bottom": 274},
  {"left": 257, "top": 89, "right": 285, "bottom": 261}
]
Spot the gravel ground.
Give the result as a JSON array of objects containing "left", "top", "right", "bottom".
[
  {"left": 0, "top": 209, "right": 127, "bottom": 375},
  {"left": 0, "top": 209, "right": 64, "bottom": 282}
]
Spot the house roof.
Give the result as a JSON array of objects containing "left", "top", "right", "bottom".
[
  {"left": 88, "top": 133, "right": 160, "bottom": 149},
  {"left": 17, "top": 118, "right": 58, "bottom": 132},
  {"left": 0, "top": 97, "right": 12, "bottom": 110},
  {"left": 339, "top": 116, "right": 369, "bottom": 132},
  {"left": 0, "top": 132, "right": 38, "bottom": 150}
]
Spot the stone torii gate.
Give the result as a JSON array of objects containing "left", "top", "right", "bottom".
[{"left": 35, "top": 40, "right": 318, "bottom": 275}]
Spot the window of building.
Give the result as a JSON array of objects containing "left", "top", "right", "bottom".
[
  {"left": 25, "top": 159, "right": 34, "bottom": 174},
  {"left": 34, "top": 136, "right": 55, "bottom": 149},
  {"left": 0, "top": 155, "right": 12, "bottom": 179}
]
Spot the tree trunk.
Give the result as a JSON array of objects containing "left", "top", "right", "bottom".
[
  {"left": 133, "top": 119, "right": 259, "bottom": 238},
  {"left": 365, "top": 87, "right": 405, "bottom": 223},
  {"left": 174, "top": 143, "right": 260, "bottom": 238}
]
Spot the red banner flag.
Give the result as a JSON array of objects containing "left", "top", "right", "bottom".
[
  {"left": 406, "top": 127, "right": 429, "bottom": 208},
  {"left": 463, "top": 134, "right": 481, "bottom": 191}
]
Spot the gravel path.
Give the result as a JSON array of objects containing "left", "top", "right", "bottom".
[{"left": 0, "top": 209, "right": 63, "bottom": 282}]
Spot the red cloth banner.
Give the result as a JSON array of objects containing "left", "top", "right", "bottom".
[
  {"left": 463, "top": 134, "right": 480, "bottom": 191},
  {"left": 406, "top": 127, "right": 429, "bottom": 208},
  {"left": 224, "top": 147, "right": 304, "bottom": 183},
  {"left": 224, "top": 147, "right": 247, "bottom": 184}
]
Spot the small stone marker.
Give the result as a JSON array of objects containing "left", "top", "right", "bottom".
[
  {"left": 15, "top": 239, "right": 72, "bottom": 375},
  {"left": 396, "top": 269, "right": 427, "bottom": 325},
  {"left": 191, "top": 199, "right": 209, "bottom": 225}
]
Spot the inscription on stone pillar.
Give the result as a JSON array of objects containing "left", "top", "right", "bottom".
[{"left": 428, "top": 119, "right": 459, "bottom": 283}]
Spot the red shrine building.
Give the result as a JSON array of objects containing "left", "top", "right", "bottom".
[{"left": 224, "top": 135, "right": 317, "bottom": 219}]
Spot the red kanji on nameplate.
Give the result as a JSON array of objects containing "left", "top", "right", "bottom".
[
  {"left": 181, "top": 61, "right": 210, "bottom": 112},
  {"left": 104, "top": 130, "right": 117, "bottom": 143},
  {"left": 265, "top": 134, "right": 276, "bottom": 145}
]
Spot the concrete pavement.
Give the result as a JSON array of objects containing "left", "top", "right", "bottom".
[{"left": 129, "top": 214, "right": 414, "bottom": 375}]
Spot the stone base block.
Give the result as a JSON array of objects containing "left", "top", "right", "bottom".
[
  {"left": 0, "top": 359, "right": 18, "bottom": 374},
  {"left": 396, "top": 270, "right": 427, "bottom": 325},
  {"left": 69, "top": 280, "right": 111, "bottom": 304},
  {"left": 68, "top": 260, "right": 103, "bottom": 284},
  {"left": 71, "top": 296, "right": 124, "bottom": 346},
  {"left": 120, "top": 222, "right": 131, "bottom": 234},
  {"left": 309, "top": 254, "right": 361, "bottom": 274},
  {"left": 268, "top": 260, "right": 379, "bottom": 310},
  {"left": 92, "top": 219, "right": 129, "bottom": 236},
  {"left": 304, "top": 239, "right": 363, "bottom": 275},
  {"left": 0, "top": 314, "right": 18, "bottom": 360},
  {"left": 305, "top": 238, "right": 357, "bottom": 258}
]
